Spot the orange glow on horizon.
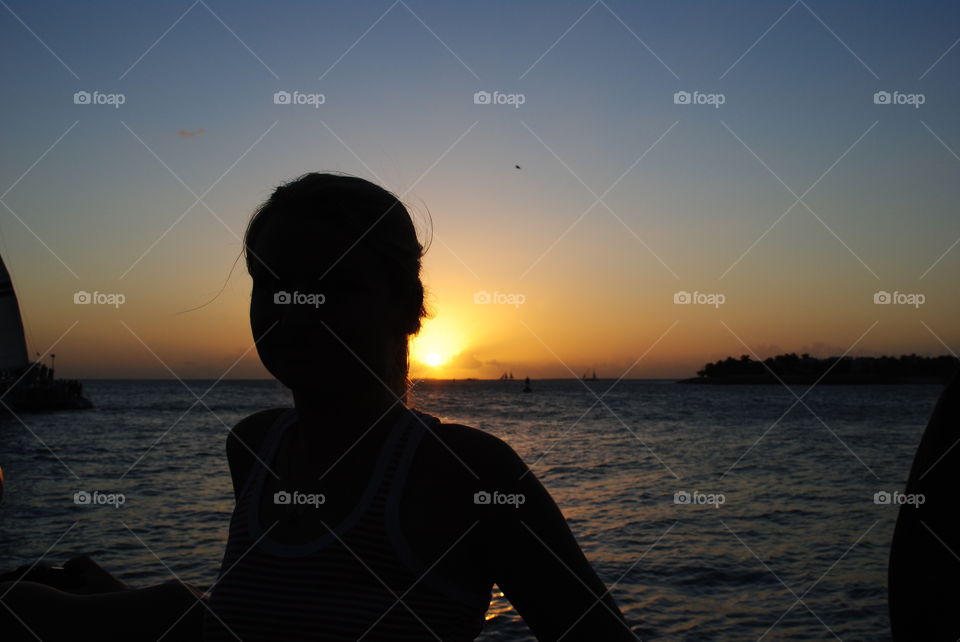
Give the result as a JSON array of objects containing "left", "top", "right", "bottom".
[{"left": 409, "top": 313, "right": 468, "bottom": 376}]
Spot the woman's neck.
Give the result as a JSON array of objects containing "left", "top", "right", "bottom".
[{"left": 288, "top": 384, "right": 407, "bottom": 455}]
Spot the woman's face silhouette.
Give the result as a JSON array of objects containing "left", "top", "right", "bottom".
[{"left": 249, "top": 213, "right": 395, "bottom": 392}]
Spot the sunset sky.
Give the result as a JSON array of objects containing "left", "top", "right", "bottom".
[{"left": 1, "top": 0, "right": 958, "bottom": 379}]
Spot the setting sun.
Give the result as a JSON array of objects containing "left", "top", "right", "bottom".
[{"left": 409, "top": 314, "right": 468, "bottom": 374}]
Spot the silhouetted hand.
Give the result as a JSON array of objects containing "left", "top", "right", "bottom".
[
  {"left": 62, "top": 555, "right": 129, "bottom": 593},
  {"left": 0, "top": 555, "right": 128, "bottom": 594}
]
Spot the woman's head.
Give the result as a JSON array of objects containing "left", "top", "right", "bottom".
[{"left": 245, "top": 173, "right": 427, "bottom": 402}]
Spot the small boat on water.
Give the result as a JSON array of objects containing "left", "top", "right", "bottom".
[
  {"left": 0, "top": 253, "right": 92, "bottom": 412},
  {"left": 582, "top": 369, "right": 598, "bottom": 381}
]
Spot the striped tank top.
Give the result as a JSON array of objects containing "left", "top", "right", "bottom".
[{"left": 203, "top": 407, "right": 491, "bottom": 641}]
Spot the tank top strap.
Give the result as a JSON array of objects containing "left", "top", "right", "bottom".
[
  {"left": 369, "top": 407, "right": 426, "bottom": 499},
  {"left": 386, "top": 408, "right": 431, "bottom": 495},
  {"left": 348, "top": 408, "right": 420, "bottom": 526},
  {"left": 237, "top": 407, "right": 297, "bottom": 503}
]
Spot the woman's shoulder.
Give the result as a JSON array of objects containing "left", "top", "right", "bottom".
[
  {"left": 412, "top": 413, "right": 529, "bottom": 480},
  {"left": 225, "top": 408, "right": 290, "bottom": 463},
  {"left": 224, "top": 407, "right": 290, "bottom": 500}
]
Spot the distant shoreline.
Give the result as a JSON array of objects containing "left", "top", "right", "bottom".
[
  {"left": 676, "top": 374, "right": 950, "bottom": 385},
  {"left": 681, "top": 353, "right": 959, "bottom": 385}
]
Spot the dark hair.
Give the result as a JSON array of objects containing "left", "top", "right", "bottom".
[{"left": 243, "top": 172, "right": 428, "bottom": 402}]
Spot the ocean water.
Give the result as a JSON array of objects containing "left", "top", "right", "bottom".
[{"left": 0, "top": 379, "right": 943, "bottom": 640}]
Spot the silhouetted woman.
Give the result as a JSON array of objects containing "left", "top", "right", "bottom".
[{"left": 203, "top": 172, "right": 632, "bottom": 640}]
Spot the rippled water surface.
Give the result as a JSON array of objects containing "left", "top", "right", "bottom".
[{"left": 0, "top": 379, "right": 942, "bottom": 639}]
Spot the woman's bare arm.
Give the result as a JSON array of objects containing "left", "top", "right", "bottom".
[{"left": 473, "top": 435, "right": 636, "bottom": 641}]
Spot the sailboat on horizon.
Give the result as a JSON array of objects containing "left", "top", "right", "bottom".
[{"left": 0, "top": 252, "right": 92, "bottom": 412}]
